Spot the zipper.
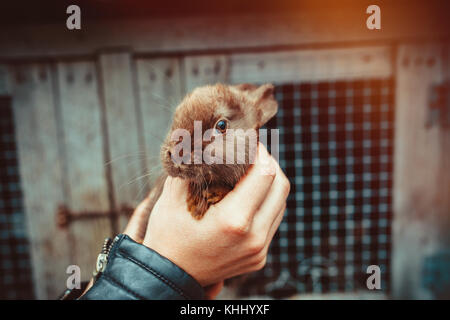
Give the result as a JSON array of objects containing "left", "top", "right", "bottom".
[{"left": 93, "top": 235, "right": 120, "bottom": 281}]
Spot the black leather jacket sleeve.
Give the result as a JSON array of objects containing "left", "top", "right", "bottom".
[{"left": 79, "top": 234, "right": 205, "bottom": 300}]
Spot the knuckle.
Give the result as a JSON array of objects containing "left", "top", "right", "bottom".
[
  {"left": 222, "top": 217, "right": 250, "bottom": 236},
  {"left": 253, "top": 255, "right": 267, "bottom": 271},
  {"left": 265, "top": 166, "right": 277, "bottom": 179},
  {"left": 281, "top": 176, "right": 291, "bottom": 196},
  {"left": 247, "top": 237, "right": 265, "bottom": 255}
]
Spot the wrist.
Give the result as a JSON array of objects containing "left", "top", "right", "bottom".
[
  {"left": 143, "top": 239, "right": 196, "bottom": 283},
  {"left": 82, "top": 234, "right": 205, "bottom": 300}
]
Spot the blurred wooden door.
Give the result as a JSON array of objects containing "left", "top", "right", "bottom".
[
  {"left": 1, "top": 52, "right": 182, "bottom": 299},
  {"left": 4, "top": 44, "right": 427, "bottom": 299}
]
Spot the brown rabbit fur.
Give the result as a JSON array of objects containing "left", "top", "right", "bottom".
[{"left": 145, "top": 82, "right": 278, "bottom": 220}]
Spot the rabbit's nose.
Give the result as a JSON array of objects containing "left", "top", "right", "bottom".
[
  {"left": 168, "top": 147, "right": 187, "bottom": 166},
  {"left": 168, "top": 147, "right": 184, "bottom": 158}
]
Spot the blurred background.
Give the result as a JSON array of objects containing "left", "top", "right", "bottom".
[{"left": 0, "top": 0, "right": 449, "bottom": 299}]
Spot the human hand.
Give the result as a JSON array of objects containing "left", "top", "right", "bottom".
[
  {"left": 123, "top": 193, "right": 225, "bottom": 299},
  {"left": 142, "top": 143, "right": 290, "bottom": 287}
]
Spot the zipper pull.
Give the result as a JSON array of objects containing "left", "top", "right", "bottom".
[{"left": 93, "top": 236, "right": 119, "bottom": 280}]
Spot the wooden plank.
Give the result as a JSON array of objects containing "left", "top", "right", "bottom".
[
  {"left": 98, "top": 52, "right": 144, "bottom": 231},
  {"left": 8, "top": 63, "right": 71, "bottom": 299},
  {"left": 392, "top": 43, "right": 450, "bottom": 299},
  {"left": 0, "top": 2, "right": 448, "bottom": 59},
  {"left": 55, "top": 61, "right": 112, "bottom": 282},
  {"left": 229, "top": 46, "right": 392, "bottom": 84},
  {"left": 183, "top": 55, "right": 229, "bottom": 92},
  {"left": 0, "top": 64, "right": 10, "bottom": 95},
  {"left": 135, "top": 57, "right": 183, "bottom": 187}
]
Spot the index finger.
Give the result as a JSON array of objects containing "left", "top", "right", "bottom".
[
  {"left": 123, "top": 196, "right": 153, "bottom": 243},
  {"left": 216, "top": 143, "right": 277, "bottom": 222}
]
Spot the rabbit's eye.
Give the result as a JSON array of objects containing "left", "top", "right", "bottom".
[{"left": 215, "top": 119, "right": 228, "bottom": 133}]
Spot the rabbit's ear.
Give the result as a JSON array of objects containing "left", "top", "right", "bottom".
[
  {"left": 252, "top": 84, "right": 278, "bottom": 126},
  {"left": 233, "top": 83, "right": 258, "bottom": 92}
]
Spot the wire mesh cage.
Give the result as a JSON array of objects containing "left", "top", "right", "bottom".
[
  {"left": 240, "top": 79, "right": 394, "bottom": 298},
  {"left": 0, "top": 97, "right": 34, "bottom": 299}
]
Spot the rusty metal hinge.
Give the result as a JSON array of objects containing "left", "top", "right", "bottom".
[{"left": 56, "top": 205, "right": 134, "bottom": 228}]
